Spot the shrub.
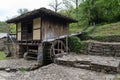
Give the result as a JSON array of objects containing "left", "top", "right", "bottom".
[
  {"left": 80, "top": 32, "right": 91, "bottom": 40},
  {"left": 68, "top": 36, "right": 86, "bottom": 53},
  {"left": 19, "top": 67, "right": 29, "bottom": 72},
  {"left": 91, "top": 35, "right": 120, "bottom": 42}
]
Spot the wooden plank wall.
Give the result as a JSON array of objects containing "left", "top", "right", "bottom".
[
  {"left": 16, "top": 17, "right": 68, "bottom": 42},
  {"left": 42, "top": 19, "right": 68, "bottom": 41}
]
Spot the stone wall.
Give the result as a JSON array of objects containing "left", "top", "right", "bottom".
[
  {"left": 0, "top": 38, "right": 7, "bottom": 51},
  {"left": 82, "top": 41, "right": 120, "bottom": 57}
]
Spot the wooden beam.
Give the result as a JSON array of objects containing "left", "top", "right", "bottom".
[{"left": 16, "top": 23, "right": 18, "bottom": 42}]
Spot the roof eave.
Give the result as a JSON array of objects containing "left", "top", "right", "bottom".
[{"left": 6, "top": 8, "right": 78, "bottom": 24}]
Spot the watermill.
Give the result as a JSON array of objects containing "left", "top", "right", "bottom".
[{"left": 43, "top": 40, "right": 66, "bottom": 65}]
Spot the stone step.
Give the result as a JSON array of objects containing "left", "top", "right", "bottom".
[
  {"left": 28, "top": 49, "right": 38, "bottom": 53},
  {"left": 25, "top": 56, "right": 37, "bottom": 60},
  {"left": 24, "top": 51, "right": 38, "bottom": 60},
  {"left": 55, "top": 54, "right": 120, "bottom": 73}
]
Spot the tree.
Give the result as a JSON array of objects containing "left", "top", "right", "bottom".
[
  {"left": 79, "top": 0, "right": 120, "bottom": 25},
  {"left": 0, "top": 22, "right": 11, "bottom": 33},
  {"left": 17, "top": 8, "right": 29, "bottom": 15},
  {"left": 62, "top": 0, "right": 81, "bottom": 19},
  {"left": 60, "top": 0, "right": 120, "bottom": 28},
  {"left": 61, "top": 0, "right": 75, "bottom": 17},
  {"left": 49, "top": 0, "right": 62, "bottom": 12}
]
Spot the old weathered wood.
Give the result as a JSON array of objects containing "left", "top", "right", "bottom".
[
  {"left": 50, "top": 40, "right": 66, "bottom": 61},
  {"left": 6, "top": 8, "right": 76, "bottom": 64},
  {"left": 42, "top": 19, "right": 68, "bottom": 41}
]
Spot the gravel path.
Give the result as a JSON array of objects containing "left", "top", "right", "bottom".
[
  {"left": 0, "top": 59, "right": 38, "bottom": 69},
  {"left": 0, "top": 58, "right": 118, "bottom": 80},
  {"left": 6, "top": 64, "right": 116, "bottom": 80}
]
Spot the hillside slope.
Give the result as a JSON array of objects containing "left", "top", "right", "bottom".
[
  {"left": 86, "top": 22, "right": 120, "bottom": 36},
  {"left": 70, "top": 22, "right": 120, "bottom": 42},
  {"left": 0, "top": 22, "right": 10, "bottom": 33}
]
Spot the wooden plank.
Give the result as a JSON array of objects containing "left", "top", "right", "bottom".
[
  {"left": 17, "top": 32, "right": 21, "bottom": 41},
  {"left": 16, "top": 23, "right": 18, "bottom": 41},
  {"left": 40, "top": 18, "right": 68, "bottom": 41},
  {"left": 17, "top": 23, "right": 21, "bottom": 32}
]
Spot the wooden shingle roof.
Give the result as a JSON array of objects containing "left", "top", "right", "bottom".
[{"left": 6, "top": 8, "right": 77, "bottom": 23}]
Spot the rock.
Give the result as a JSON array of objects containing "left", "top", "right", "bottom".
[
  {"left": 83, "top": 41, "right": 120, "bottom": 57},
  {"left": 5, "top": 68, "right": 10, "bottom": 72},
  {"left": 6, "top": 64, "right": 116, "bottom": 80},
  {"left": 55, "top": 54, "right": 120, "bottom": 73}
]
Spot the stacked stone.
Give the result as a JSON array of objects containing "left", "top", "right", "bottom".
[
  {"left": 55, "top": 54, "right": 120, "bottom": 73},
  {"left": 85, "top": 41, "right": 120, "bottom": 57}
]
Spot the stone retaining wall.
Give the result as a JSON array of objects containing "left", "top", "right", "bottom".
[{"left": 83, "top": 41, "right": 120, "bottom": 57}]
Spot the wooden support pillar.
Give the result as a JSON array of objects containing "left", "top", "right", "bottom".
[
  {"left": 15, "top": 45, "right": 24, "bottom": 58},
  {"left": 66, "top": 23, "right": 69, "bottom": 54},
  {"left": 37, "top": 43, "right": 43, "bottom": 65}
]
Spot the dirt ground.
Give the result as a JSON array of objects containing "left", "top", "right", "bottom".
[
  {"left": 0, "top": 58, "right": 119, "bottom": 80},
  {"left": 0, "top": 63, "right": 118, "bottom": 80}
]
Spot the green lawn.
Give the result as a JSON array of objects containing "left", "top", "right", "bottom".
[{"left": 0, "top": 52, "right": 7, "bottom": 60}]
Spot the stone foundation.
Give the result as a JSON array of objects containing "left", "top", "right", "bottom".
[
  {"left": 55, "top": 54, "right": 120, "bottom": 73},
  {"left": 4, "top": 43, "right": 19, "bottom": 57},
  {"left": 82, "top": 41, "right": 120, "bottom": 57}
]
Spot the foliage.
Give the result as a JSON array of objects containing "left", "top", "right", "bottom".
[
  {"left": 0, "top": 22, "right": 10, "bottom": 33},
  {"left": 87, "top": 22, "right": 120, "bottom": 36},
  {"left": 0, "top": 52, "right": 7, "bottom": 60},
  {"left": 68, "top": 36, "right": 85, "bottom": 53},
  {"left": 79, "top": 0, "right": 120, "bottom": 25},
  {"left": 59, "top": 5, "right": 75, "bottom": 17},
  {"left": 89, "top": 35, "right": 120, "bottom": 42},
  {"left": 0, "top": 22, "right": 16, "bottom": 33},
  {"left": 19, "top": 67, "right": 29, "bottom": 72},
  {"left": 10, "top": 24, "right": 16, "bottom": 33},
  {"left": 69, "top": 25, "right": 83, "bottom": 34},
  {"left": 49, "top": 0, "right": 62, "bottom": 12},
  {"left": 80, "top": 22, "right": 120, "bottom": 42},
  {"left": 17, "top": 8, "right": 29, "bottom": 15},
  {"left": 80, "top": 32, "right": 90, "bottom": 40},
  {"left": 59, "top": 0, "right": 120, "bottom": 29}
]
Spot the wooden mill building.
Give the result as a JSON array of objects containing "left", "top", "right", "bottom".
[{"left": 6, "top": 8, "right": 77, "bottom": 65}]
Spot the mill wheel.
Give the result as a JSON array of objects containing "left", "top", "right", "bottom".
[{"left": 50, "top": 40, "right": 66, "bottom": 61}]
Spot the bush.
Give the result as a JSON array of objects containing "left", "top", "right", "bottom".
[
  {"left": 19, "top": 67, "right": 29, "bottom": 72},
  {"left": 79, "top": 32, "right": 91, "bottom": 40},
  {"left": 80, "top": 32, "right": 120, "bottom": 42},
  {"left": 68, "top": 36, "right": 85, "bottom": 53},
  {"left": 90, "top": 35, "right": 120, "bottom": 42}
]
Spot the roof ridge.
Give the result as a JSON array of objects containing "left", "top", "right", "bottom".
[{"left": 6, "top": 7, "right": 77, "bottom": 23}]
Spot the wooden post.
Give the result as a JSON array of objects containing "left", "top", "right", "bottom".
[
  {"left": 66, "top": 23, "right": 69, "bottom": 54},
  {"left": 15, "top": 23, "right": 17, "bottom": 57},
  {"left": 37, "top": 18, "right": 43, "bottom": 65},
  {"left": 37, "top": 43, "right": 43, "bottom": 65}
]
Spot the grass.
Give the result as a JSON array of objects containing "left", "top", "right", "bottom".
[
  {"left": 0, "top": 52, "right": 7, "bottom": 60},
  {"left": 69, "top": 26, "right": 83, "bottom": 34},
  {"left": 19, "top": 67, "right": 29, "bottom": 72},
  {"left": 70, "top": 22, "right": 120, "bottom": 36},
  {"left": 86, "top": 22, "right": 120, "bottom": 36}
]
